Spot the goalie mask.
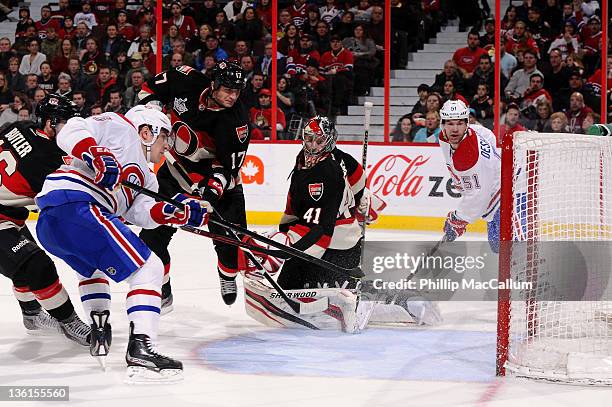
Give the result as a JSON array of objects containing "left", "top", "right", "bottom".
[
  {"left": 301, "top": 116, "right": 337, "bottom": 167},
  {"left": 125, "top": 104, "right": 174, "bottom": 161}
]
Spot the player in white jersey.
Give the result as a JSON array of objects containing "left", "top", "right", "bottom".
[
  {"left": 438, "top": 100, "right": 501, "bottom": 252},
  {"left": 35, "top": 105, "right": 210, "bottom": 383}
]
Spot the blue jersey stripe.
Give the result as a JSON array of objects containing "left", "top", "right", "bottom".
[
  {"left": 127, "top": 305, "right": 161, "bottom": 314},
  {"left": 81, "top": 293, "right": 112, "bottom": 302}
]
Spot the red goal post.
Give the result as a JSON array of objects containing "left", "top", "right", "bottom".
[{"left": 496, "top": 130, "right": 612, "bottom": 385}]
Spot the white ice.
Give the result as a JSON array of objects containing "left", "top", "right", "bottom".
[{"left": 0, "top": 222, "right": 610, "bottom": 406}]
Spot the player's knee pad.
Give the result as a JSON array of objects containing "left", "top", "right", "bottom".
[
  {"left": 139, "top": 225, "right": 176, "bottom": 264},
  {"left": 15, "top": 251, "right": 59, "bottom": 292},
  {"left": 126, "top": 253, "right": 164, "bottom": 289}
]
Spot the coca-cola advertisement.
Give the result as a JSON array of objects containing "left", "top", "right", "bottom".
[{"left": 242, "top": 144, "right": 460, "bottom": 221}]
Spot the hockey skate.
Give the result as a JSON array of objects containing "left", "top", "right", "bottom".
[
  {"left": 124, "top": 322, "right": 183, "bottom": 384},
  {"left": 90, "top": 310, "right": 112, "bottom": 370},
  {"left": 22, "top": 308, "right": 61, "bottom": 334},
  {"left": 218, "top": 271, "right": 237, "bottom": 305},
  {"left": 59, "top": 312, "right": 91, "bottom": 346}
]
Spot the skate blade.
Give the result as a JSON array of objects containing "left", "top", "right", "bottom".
[
  {"left": 94, "top": 356, "right": 108, "bottom": 371},
  {"left": 124, "top": 366, "right": 183, "bottom": 385},
  {"left": 160, "top": 304, "right": 174, "bottom": 316},
  {"left": 24, "top": 327, "right": 62, "bottom": 337}
]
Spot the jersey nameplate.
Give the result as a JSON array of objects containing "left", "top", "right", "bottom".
[{"left": 3, "top": 128, "right": 32, "bottom": 157}]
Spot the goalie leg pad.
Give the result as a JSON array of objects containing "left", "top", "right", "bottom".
[{"left": 244, "top": 278, "right": 360, "bottom": 332}]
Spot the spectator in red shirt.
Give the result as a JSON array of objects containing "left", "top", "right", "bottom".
[
  {"left": 95, "top": 65, "right": 116, "bottom": 103},
  {"left": 164, "top": 2, "right": 198, "bottom": 41},
  {"left": 521, "top": 72, "right": 552, "bottom": 112},
  {"left": 452, "top": 30, "right": 488, "bottom": 79},
  {"left": 116, "top": 10, "right": 136, "bottom": 41},
  {"left": 289, "top": 0, "right": 308, "bottom": 29},
  {"left": 250, "top": 88, "right": 286, "bottom": 140},
  {"left": 565, "top": 91, "right": 594, "bottom": 133},
  {"left": 287, "top": 34, "right": 320, "bottom": 76},
  {"left": 500, "top": 103, "right": 526, "bottom": 144},
  {"left": 505, "top": 20, "right": 540, "bottom": 57},
  {"left": 320, "top": 34, "right": 354, "bottom": 115},
  {"left": 36, "top": 5, "right": 61, "bottom": 40}
]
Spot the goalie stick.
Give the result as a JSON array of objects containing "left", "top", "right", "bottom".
[{"left": 121, "top": 180, "right": 330, "bottom": 315}]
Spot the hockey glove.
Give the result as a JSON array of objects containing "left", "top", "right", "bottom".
[
  {"left": 196, "top": 176, "right": 225, "bottom": 206},
  {"left": 150, "top": 194, "right": 211, "bottom": 227},
  {"left": 443, "top": 211, "right": 468, "bottom": 242},
  {"left": 356, "top": 188, "right": 387, "bottom": 225},
  {"left": 83, "top": 146, "right": 122, "bottom": 191},
  {"left": 238, "top": 232, "right": 290, "bottom": 279}
]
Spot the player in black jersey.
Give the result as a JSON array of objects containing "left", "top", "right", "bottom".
[
  {"left": 239, "top": 116, "right": 364, "bottom": 289},
  {"left": 0, "top": 94, "right": 91, "bottom": 345},
  {"left": 138, "top": 61, "right": 250, "bottom": 307}
]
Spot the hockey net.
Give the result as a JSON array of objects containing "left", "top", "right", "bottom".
[{"left": 497, "top": 131, "right": 612, "bottom": 385}]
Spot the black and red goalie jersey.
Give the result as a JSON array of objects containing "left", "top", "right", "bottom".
[
  {"left": 0, "top": 122, "right": 66, "bottom": 228},
  {"left": 280, "top": 152, "right": 362, "bottom": 259},
  {"left": 138, "top": 64, "right": 250, "bottom": 201}
]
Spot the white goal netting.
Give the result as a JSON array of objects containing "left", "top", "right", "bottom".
[{"left": 503, "top": 132, "right": 612, "bottom": 385}]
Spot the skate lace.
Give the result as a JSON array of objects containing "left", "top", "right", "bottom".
[
  {"left": 66, "top": 319, "right": 90, "bottom": 339},
  {"left": 220, "top": 278, "right": 236, "bottom": 293},
  {"left": 144, "top": 337, "right": 167, "bottom": 359}
]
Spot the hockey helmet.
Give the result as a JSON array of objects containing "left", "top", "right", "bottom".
[
  {"left": 211, "top": 60, "right": 247, "bottom": 90},
  {"left": 440, "top": 99, "right": 469, "bottom": 123},
  {"left": 125, "top": 104, "right": 174, "bottom": 148},
  {"left": 301, "top": 116, "right": 337, "bottom": 157},
  {"left": 35, "top": 93, "right": 79, "bottom": 129}
]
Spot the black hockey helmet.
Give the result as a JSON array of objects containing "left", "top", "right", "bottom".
[
  {"left": 35, "top": 93, "right": 79, "bottom": 129},
  {"left": 211, "top": 60, "right": 247, "bottom": 91}
]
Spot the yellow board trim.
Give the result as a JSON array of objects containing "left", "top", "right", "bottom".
[
  {"left": 28, "top": 211, "right": 488, "bottom": 232},
  {"left": 244, "top": 211, "right": 488, "bottom": 233}
]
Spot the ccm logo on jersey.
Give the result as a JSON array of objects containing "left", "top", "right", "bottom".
[
  {"left": 236, "top": 125, "right": 248, "bottom": 143},
  {"left": 308, "top": 183, "right": 324, "bottom": 201},
  {"left": 12, "top": 239, "right": 29, "bottom": 253}
]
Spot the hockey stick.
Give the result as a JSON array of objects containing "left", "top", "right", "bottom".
[
  {"left": 179, "top": 225, "right": 280, "bottom": 255},
  {"left": 162, "top": 153, "right": 363, "bottom": 280},
  {"left": 359, "top": 101, "right": 373, "bottom": 264},
  {"left": 121, "top": 181, "right": 330, "bottom": 314}
]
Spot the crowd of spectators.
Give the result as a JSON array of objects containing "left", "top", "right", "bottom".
[
  {"left": 0, "top": 0, "right": 607, "bottom": 142},
  {"left": 396, "top": 0, "right": 608, "bottom": 143},
  {"left": 0, "top": 0, "right": 160, "bottom": 128}
]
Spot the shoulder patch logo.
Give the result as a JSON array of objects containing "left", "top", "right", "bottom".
[
  {"left": 175, "top": 65, "right": 194, "bottom": 75},
  {"left": 308, "top": 183, "right": 324, "bottom": 201},
  {"left": 236, "top": 124, "right": 248, "bottom": 143},
  {"left": 173, "top": 97, "right": 188, "bottom": 115}
]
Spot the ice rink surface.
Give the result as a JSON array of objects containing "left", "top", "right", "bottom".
[{"left": 0, "top": 223, "right": 610, "bottom": 406}]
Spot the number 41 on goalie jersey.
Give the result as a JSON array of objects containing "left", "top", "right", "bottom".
[{"left": 281, "top": 155, "right": 362, "bottom": 259}]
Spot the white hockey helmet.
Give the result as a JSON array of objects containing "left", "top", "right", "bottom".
[
  {"left": 440, "top": 99, "right": 469, "bottom": 123},
  {"left": 125, "top": 104, "right": 172, "bottom": 142}
]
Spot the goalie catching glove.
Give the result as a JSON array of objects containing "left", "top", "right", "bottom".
[
  {"left": 238, "top": 231, "right": 291, "bottom": 279},
  {"left": 356, "top": 188, "right": 387, "bottom": 225},
  {"left": 443, "top": 211, "right": 468, "bottom": 241},
  {"left": 150, "top": 193, "right": 211, "bottom": 227}
]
